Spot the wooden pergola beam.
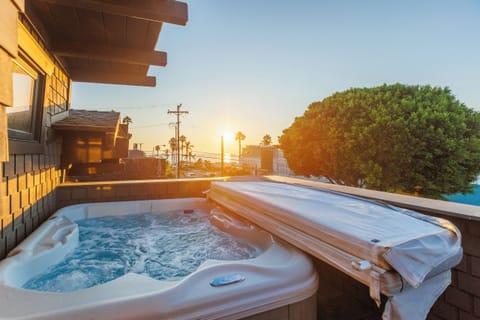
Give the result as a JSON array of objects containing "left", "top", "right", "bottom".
[
  {"left": 53, "top": 41, "right": 167, "bottom": 66},
  {"left": 70, "top": 69, "right": 156, "bottom": 87},
  {"left": 37, "top": 0, "right": 188, "bottom": 25}
]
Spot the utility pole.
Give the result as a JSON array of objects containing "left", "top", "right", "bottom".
[
  {"left": 168, "top": 104, "right": 188, "bottom": 179},
  {"left": 221, "top": 135, "right": 224, "bottom": 176}
]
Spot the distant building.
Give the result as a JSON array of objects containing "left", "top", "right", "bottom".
[
  {"left": 124, "top": 143, "right": 166, "bottom": 179},
  {"left": 53, "top": 109, "right": 167, "bottom": 180},
  {"left": 128, "top": 143, "right": 146, "bottom": 158},
  {"left": 121, "top": 157, "right": 166, "bottom": 179},
  {"left": 241, "top": 145, "right": 293, "bottom": 176},
  {"left": 52, "top": 109, "right": 131, "bottom": 178},
  {"left": 273, "top": 148, "right": 293, "bottom": 176},
  {"left": 241, "top": 145, "right": 261, "bottom": 171}
]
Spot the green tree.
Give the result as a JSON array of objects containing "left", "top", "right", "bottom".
[
  {"left": 279, "top": 84, "right": 480, "bottom": 198},
  {"left": 261, "top": 134, "right": 272, "bottom": 146},
  {"left": 235, "top": 131, "right": 246, "bottom": 162}
]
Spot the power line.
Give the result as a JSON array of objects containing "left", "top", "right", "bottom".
[
  {"left": 76, "top": 105, "right": 170, "bottom": 111},
  {"left": 130, "top": 123, "right": 170, "bottom": 129},
  {"left": 168, "top": 104, "right": 189, "bottom": 179}
]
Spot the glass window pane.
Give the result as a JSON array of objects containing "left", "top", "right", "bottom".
[
  {"left": 8, "top": 64, "right": 37, "bottom": 135},
  {"left": 8, "top": 73, "right": 34, "bottom": 134}
]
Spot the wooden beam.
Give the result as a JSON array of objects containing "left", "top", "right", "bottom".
[
  {"left": 70, "top": 68, "right": 156, "bottom": 87},
  {"left": 53, "top": 41, "right": 167, "bottom": 66},
  {"left": 11, "top": 0, "right": 25, "bottom": 12},
  {"left": 25, "top": 0, "right": 54, "bottom": 47},
  {"left": 37, "top": 0, "right": 188, "bottom": 25},
  {"left": 17, "top": 21, "right": 54, "bottom": 74}
]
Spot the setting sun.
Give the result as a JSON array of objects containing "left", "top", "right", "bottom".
[{"left": 222, "top": 131, "right": 234, "bottom": 143}]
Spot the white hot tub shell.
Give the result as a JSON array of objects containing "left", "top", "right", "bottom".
[{"left": 0, "top": 198, "right": 318, "bottom": 320}]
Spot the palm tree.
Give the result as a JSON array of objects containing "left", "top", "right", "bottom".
[
  {"left": 188, "top": 151, "right": 195, "bottom": 164},
  {"left": 185, "top": 140, "right": 191, "bottom": 162},
  {"left": 235, "top": 131, "right": 246, "bottom": 163},
  {"left": 122, "top": 116, "right": 132, "bottom": 125},
  {"left": 185, "top": 141, "right": 194, "bottom": 164},
  {"left": 154, "top": 145, "right": 161, "bottom": 157},
  {"left": 261, "top": 134, "right": 272, "bottom": 146},
  {"left": 179, "top": 135, "right": 187, "bottom": 163},
  {"left": 169, "top": 137, "right": 177, "bottom": 164}
]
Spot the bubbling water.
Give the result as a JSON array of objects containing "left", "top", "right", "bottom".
[{"left": 23, "top": 210, "right": 261, "bottom": 292}]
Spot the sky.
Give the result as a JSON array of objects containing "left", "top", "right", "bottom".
[{"left": 71, "top": 0, "right": 480, "bottom": 156}]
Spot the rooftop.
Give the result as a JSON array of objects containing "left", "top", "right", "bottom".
[
  {"left": 25, "top": 0, "right": 188, "bottom": 86},
  {"left": 52, "top": 109, "right": 120, "bottom": 132}
]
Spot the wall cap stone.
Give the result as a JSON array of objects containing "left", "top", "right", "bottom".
[{"left": 266, "top": 176, "right": 480, "bottom": 221}]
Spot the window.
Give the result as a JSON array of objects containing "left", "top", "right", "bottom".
[{"left": 8, "top": 53, "right": 45, "bottom": 142}]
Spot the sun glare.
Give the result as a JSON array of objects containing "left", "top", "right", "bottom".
[
  {"left": 222, "top": 131, "right": 234, "bottom": 143},
  {"left": 224, "top": 153, "right": 231, "bottom": 163}
]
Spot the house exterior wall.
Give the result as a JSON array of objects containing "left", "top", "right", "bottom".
[
  {"left": 0, "top": 0, "right": 22, "bottom": 161},
  {"left": 0, "top": 10, "right": 68, "bottom": 259}
]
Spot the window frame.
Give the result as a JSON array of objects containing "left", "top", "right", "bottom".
[{"left": 8, "top": 51, "right": 46, "bottom": 154}]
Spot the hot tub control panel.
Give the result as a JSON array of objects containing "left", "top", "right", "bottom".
[{"left": 210, "top": 274, "right": 246, "bottom": 287}]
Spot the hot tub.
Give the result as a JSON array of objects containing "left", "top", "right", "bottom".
[{"left": 0, "top": 198, "right": 318, "bottom": 320}]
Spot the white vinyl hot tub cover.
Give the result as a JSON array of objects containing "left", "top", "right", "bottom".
[{"left": 207, "top": 181, "right": 463, "bottom": 320}]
